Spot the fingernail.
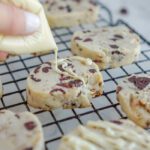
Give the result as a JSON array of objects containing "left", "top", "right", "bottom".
[{"left": 25, "top": 11, "right": 40, "bottom": 34}]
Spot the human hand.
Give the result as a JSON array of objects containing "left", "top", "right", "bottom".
[{"left": 0, "top": 2, "right": 40, "bottom": 36}]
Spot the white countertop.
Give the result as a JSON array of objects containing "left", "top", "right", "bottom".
[{"left": 100, "top": 0, "right": 150, "bottom": 41}]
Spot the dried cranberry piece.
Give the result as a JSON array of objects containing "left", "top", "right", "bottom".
[
  {"left": 70, "top": 80, "right": 83, "bottom": 87},
  {"left": 15, "top": 114, "right": 20, "bottom": 119},
  {"left": 128, "top": 76, "right": 150, "bottom": 90},
  {"left": 83, "top": 38, "right": 93, "bottom": 42},
  {"left": 58, "top": 6, "right": 64, "bottom": 10},
  {"left": 74, "top": 37, "right": 82, "bottom": 40},
  {"left": 30, "top": 75, "right": 41, "bottom": 82},
  {"left": 116, "top": 86, "right": 122, "bottom": 94},
  {"left": 50, "top": 88, "right": 66, "bottom": 95},
  {"left": 42, "top": 67, "right": 51, "bottom": 73},
  {"left": 60, "top": 74, "right": 71, "bottom": 81},
  {"left": 44, "top": 62, "right": 51, "bottom": 66},
  {"left": 24, "top": 121, "right": 36, "bottom": 131},
  {"left": 34, "top": 66, "right": 41, "bottom": 74},
  {"left": 57, "top": 80, "right": 83, "bottom": 88}
]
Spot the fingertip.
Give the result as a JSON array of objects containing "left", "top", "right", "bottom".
[{"left": 0, "top": 3, "right": 40, "bottom": 36}]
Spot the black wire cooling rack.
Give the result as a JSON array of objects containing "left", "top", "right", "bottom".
[{"left": 0, "top": 1, "right": 150, "bottom": 150}]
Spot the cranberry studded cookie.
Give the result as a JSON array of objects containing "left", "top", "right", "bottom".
[
  {"left": 0, "top": 0, "right": 57, "bottom": 62},
  {"left": 40, "top": 0, "right": 100, "bottom": 27},
  {"left": 116, "top": 74, "right": 150, "bottom": 128},
  {"left": 0, "top": 79, "right": 2, "bottom": 98},
  {"left": 27, "top": 56, "right": 103, "bottom": 110},
  {"left": 0, "top": 110, "right": 44, "bottom": 150},
  {"left": 71, "top": 26, "right": 140, "bottom": 69},
  {"left": 59, "top": 119, "right": 150, "bottom": 150}
]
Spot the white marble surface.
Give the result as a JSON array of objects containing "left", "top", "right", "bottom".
[{"left": 100, "top": 0, "right": 150, "bottom": 41}]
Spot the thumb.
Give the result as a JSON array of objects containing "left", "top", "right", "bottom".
[{"left": 0, "top": 3, "right": 40, "bottom": 36}]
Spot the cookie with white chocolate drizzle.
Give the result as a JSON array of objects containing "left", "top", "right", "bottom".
[
  {"left": 116, "top": 74, "right": 150, "bottom": 128},
  {"left": 59, "top": 119, "right": 150, "bottom": 150},
  {"left": 27, "top": 56, "right": 103, "bottom": 110}
]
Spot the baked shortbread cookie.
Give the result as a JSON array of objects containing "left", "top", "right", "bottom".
[
  {"left": 71, "top": 26, "right": 140, "bottom": 69},
  {"left": 27, "top": 56, "right": 103, "bottom": 110},
  {"left": 40, "top": 0, "right": 100, "bottom": 27},
  {"left": 59, "top": 119, "right": 150, "bottom": 150},
  {"left": 0, "top": 0, "right": 57, "bottom": 62},
  {"left": 0, "top": 110, "right": 44, "bottom": 150},
  {"left": 0, "top": 79, "right": 2, "bottom": 98},
  {"left": 116, "top": 74, "right": 150, "bottom": 128}
]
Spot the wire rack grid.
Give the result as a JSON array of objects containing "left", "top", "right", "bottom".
[{"left": 0, "top": 1, "right": 150, "bottom": 150}]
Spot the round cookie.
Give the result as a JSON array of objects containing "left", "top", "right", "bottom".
[
  {"left": 116, "top": 74, "right": 150, "bottom": 128},
  {"left": 40, "top": 0, "right": 100, "bottom": 27},
  {"left": 27, "top": 56, "right": 103, "bottom": 110},
  {"left": 71, "top": 26, "right": 140, "bottom": 69},
  {"left": 59, "top": 119, "right": 150, "bottom": 150},
  {"left": 0, "top": 110, "right": 44, "bottom": 150}
]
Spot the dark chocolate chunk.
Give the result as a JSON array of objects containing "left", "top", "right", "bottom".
[
  {"left": 89, "top": 69, "right": 96, "bottom": 73},
  {"left": 110, "top": 38, "right": 118, "bottom": 41},
  {"left": 30, "top": 75, "right": 41, "bottom": 82},
  {"left": 89, "top": 0, "right": 97, "bottom": 6},
  {"left": 128, "top": 76, "right": 150, "bottom": 90},
  {"left": 110, "top": 45, "right": 119, "bottom": 49},
  {"left": 74, "top": 0, "right": 81, "bottom": 3},
  {"left": 111, "top": 120, "right": 123, "bottom": 125},
  {"left": 112, "top": 51, "right": 124, "bottom": 55},
  {"left": 120, "top": 7, "right": 128, "bottom": 15},
  {"left": 66, "top": 5, "right": 72, "bottom": 12},
  {"left": 114, "top": 34, "right": 123, "bottom": 39},
  {"left": 24, "top": 147, "right": 33, "bottom": 150},
  {"left": 24, "top": 121, "right": 36, "bottom": 131},
  {"left": 58, "top": 64, "right": 65, "bottom": 72},
  {"left": 50, "top": 88, "right": 66, "bottom": 95}
]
